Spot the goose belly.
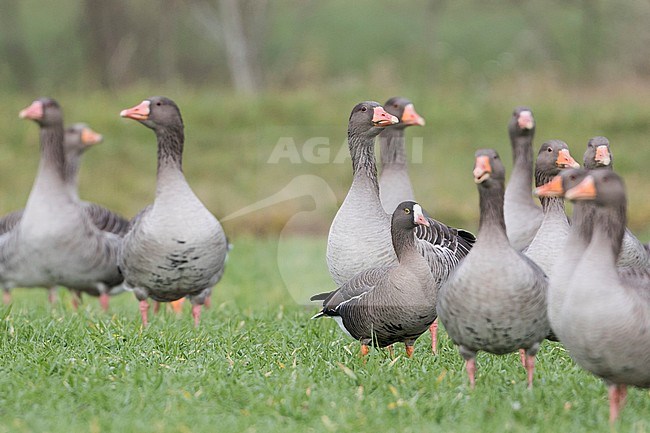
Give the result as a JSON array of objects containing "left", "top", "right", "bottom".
[
  {"left": 327, "top": 196, "right": 396, "bottom": 286},
  {"left": 438, "top": 253, "right": 549, "bottom": 354},
  {"left": 120, "top": 210, "right": 227, "bottom": 296}
]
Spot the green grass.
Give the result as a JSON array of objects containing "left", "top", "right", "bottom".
[{"left": 1, "top": 237, "right": 649, "bottom": 433}]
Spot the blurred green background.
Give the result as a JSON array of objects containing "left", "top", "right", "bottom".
[{"left": 2, "top": 0, "right": 650, "bottom": 239}]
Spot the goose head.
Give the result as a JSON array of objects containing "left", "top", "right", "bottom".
[
  {"left": 508, "top": 106, "right": 535, "bottom": 139},
  {"left": 392, "top": 201, "right": 430, "bottom": 229},
  {"left": 383, "top": 97, "right": 426, "bottom": 128},
  {"left": 120, "top": 96, "right": 183, "bottom": 132},
  {"left": 348, "top": 101, "right": 398, "bottom": 140},
  {"left": 473, "top": 148, "right": 505, "bottom": 186},
  {"left": 583, "top": 136, "right": 612, "bottom": 169},
  {"left": 534, "top": 168, "right": 589, "bottom": 198},
  {"left": 64, "top": 123, "right": 103, "bottom": 158},
  {"left": 19, "top": 97, "right": 63, "bottom": 127}
]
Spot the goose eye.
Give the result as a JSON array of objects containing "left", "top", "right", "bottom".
[
  {"left": 361, "top": 106, "right": 367, "bottom": 112},
  {"left": 404, "top": 208, "right": 411, "bottom": 214},
  {"left": 547, "top": 147, "right": 553, "bottom": 152},
  {"left": 393, "top": 103, "right": 399, "bottom": 108},
  {"left": 156, "top": 101, "right": 162, "bottom": 106}
]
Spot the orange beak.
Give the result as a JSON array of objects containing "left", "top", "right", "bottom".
[
  {"left": 517, "top": 110, "right": 534, "bottom": 130},
  {"left": 556, "top": 148, "right": 580, "bottom": 169},
  {"left": 120, "top": 100, "right": 151, "bottom": 121},
  {"left": 401, "top": 103, "right": 426, "bottom": 126},
  {"left": 594, "top": 145, "right": 611, "bottom": 166},
  {"left": 19, "top": 100, "right": 44, "bottom": 120},
  {"left": 473, "top": 155, "right": 492, "bottom": 183},
  {"left": 534, "top": 175, "right": 564, "bottom": 197},
  {"left": 565, "top": 175, "right": 596, "bottom": 201},
  {"left": 81, "top": 127, "right": 103, "bottom": 146},
  {"left": 372, "top": 106, "right": 399, "bottom": 127}
]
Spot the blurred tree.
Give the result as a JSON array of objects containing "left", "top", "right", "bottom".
[
  {"left": 190, "top": 0, "right": 267, "bottom": 94},
  {"left": 80, "top": 0, "right": 133, "bottom": 88},
  {"left": 0, "top": 2, "right": 35, "bottom": 91}
]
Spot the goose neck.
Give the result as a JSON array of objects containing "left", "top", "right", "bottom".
[
  {"left": 379, "top": 128, "right": 407, "bottom": 168},
  {"left": 349, "top": 134, "right": 379, "bottom": 191},
  {"left": 156, "top": 126, "right": 184, "bottom": 173},
  {"left": 478, "top": 183, "right": 509, "bottom": 243}
]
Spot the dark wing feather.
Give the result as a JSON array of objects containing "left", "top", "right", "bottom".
[
  {"left": 0, "top": 209, "right": 24, "bottom": 235},
  {"left": 414, "top": 216, "right": 475, "bottom": 284},
  {"left": 313, "top": 267, "right": 391, "bottom": 317},
  {"left": 83, "top": 203, "right": 130, "bottom": 236}
]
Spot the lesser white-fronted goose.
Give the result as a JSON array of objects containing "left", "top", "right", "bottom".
[
  {"left": 314, "top": 201, "right": 436, "bottom": 357},
  {"left": 326, "top": 101, "right": 475, "bottom": 353},
  {"left": 504, "top": 107, "right": 542, "bottom": 251},
  {"left": 0, "top": 98, "right": 123, "bottom": 308},
  {"left": 119, "top": 96, "right": 228, "bottom": 327},
  {"left": 378, "top": 97, "right": 425, "bottom": 214},
  {"left": 437, "top": 149, "right": 549, "bottom": 388},
  {"left": 583, "top": 136, "right": 649, "bottom": 269},
  {"left": 551, "top": 169, "right": 650, "bottom": 423}
]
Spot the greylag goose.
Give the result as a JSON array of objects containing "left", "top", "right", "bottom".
[
  {"left": 504, "top": 107, "right": 542, "bottom": 251},
  {"left": 583, "top": 136, "right": 649, "bottom": 269},
  {"left": 551, "top": 169, "right": 650, "bottom": 423},
  {"left": 0, "top": 123, "right": 128, "bottom": 307},
  {"left": 119, "top": 96, "right": 228, "bottom": 327},
  {"left": 378, "top": 97, "right": 425, "bottom": 214},
  {"left": 534, "top": 168, "right": 590, "bottom": 328},
  {"left": 326, "top": 101, "right": 475, "bottom": 353},
  {"left": 313, "top": 201, "right": 436, "bottom": 357},
  {"left": 437, "top": 149, "right": 549, "bottom": 388},
  {"left": 524, "top": 140, "right": 580, "bottom": 276},
  {"left": 0, "top": 98, "right": 122, "bottom": 308}
]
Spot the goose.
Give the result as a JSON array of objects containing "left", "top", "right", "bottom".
[
  {"left": 504, "top": 107, "right": 542, "bottom": 251},
  {"left": 326, "top": 101, "right": 475, "bottom": 353},
  {"left": 0, "top": 123, "right": 128, "bottom": 308},
  {"left": 0, "top": 98, "right": 122, "bottom": 308},
  {"left": 582, "top": 136, "right": 649, "bottom": 269},
  {"left": 524, "top": 140, "right": 580, "bottom": 276},
  {"left": 437, "top": 149, "right": 549, "bottom": 388},
  {"left": 551, "top": 169, "right": 650, "bottom": 423},
  {"left": 119, "top": 96, "right": 228, "bottom": 327},
  {"left": 313, "top": 201, "right": 436, "bottom": 357},
  {"left": 378, "top": 97, "right": 425, "bottom": 214}
]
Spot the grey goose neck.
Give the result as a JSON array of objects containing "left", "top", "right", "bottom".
[
  {"left": 37, "top": 125, "right": 68, "bottom": 188},
  {"left": 379, "top": 127, "right": 407, "bottom": 168},
  {"left": 509, "top": 133, "right": 535, "bottom": 195},
  {"left": 156, "top": 125, "right": 184, "bottom": 174},
  {"left": 349, "top": 131, "right": 380, "bottom": 190},
  {"left": 478, "top": 179, "right": 508, "bottom": 243}
]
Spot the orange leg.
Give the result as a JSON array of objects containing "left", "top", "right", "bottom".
[
  {"left": 153, "top": 301, "right": 161, "bottom": 314},
  {"left": 608, "top": 383, "right": 627, "bottom": 424},
  {"left": 405, "top": 344, "right": 415, "bottom": 358},
  {"left": 387, "top": 345, "right": 395, "bottom": 358},
  {"left": 99, "top": 293, "right": 110, "bottom": 312},
  {"left": 524, "top": 353, "right": 535, "bottom": 389},
  {"left": 519, "top": 348, "right": 526, "bottom": 367},
  {"left": 171, "top": 298, "right": 185, "bottom": 313},
  {"left": 429, "top": 319, "right": 438, "bottom": 354},
  {"left": 191, "top": 304, "right": 202, "bottom": 327},
  {"left": 466, "top": 358, "right": 476, "bottom": 389},
  {"left": 360, "top": 344, "right": 370, "bottom": 357},
  {"left": 139, "top": 299, "right": 150, "bottom": 326},
  {"left": 2, "top": 290, "right": 10, "bottom": 305},
  {"left": 204, "top": 295, "right": 211, "bottom": 309}
]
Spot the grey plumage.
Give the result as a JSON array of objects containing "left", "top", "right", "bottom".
[
  {"left": 326, "top": 102, "right": 475, "bottom": 289},
  {"left": 118, "top": 96, "right": 227, "bottom": 326},
  {"left": 438, "top": 149, "right": 549, "bottom": 388},
  {"left": 582, "top": 136, "right": 649, "bottom": 269},
  {"left": 378, "top": 97, "right": 425, "bottom": 214},
  {"left": 551, "top": 170, "right": 650, "bottom": 422},
  {"left": 0, "top": 99, "right": 123, "bottom": 304},
  {"left": 314, "top": 201, "right": 436, "bottom": 353},
  {"left": 504, "top": 107, "right": 542, "bottom": 251}
]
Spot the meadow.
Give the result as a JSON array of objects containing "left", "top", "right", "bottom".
[
  {"left": 1, "top": 237, "right": 649, "bottom": 433},
  {"left": 1, "top": 80, "right": 650, "bottom": 432}
]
